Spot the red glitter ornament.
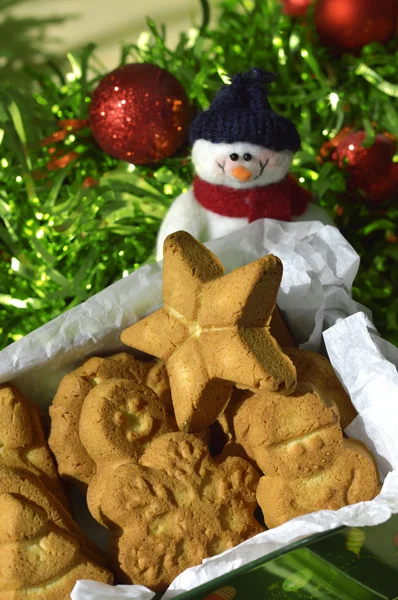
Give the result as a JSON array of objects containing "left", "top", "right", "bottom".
[
  {"left": 89, "top": 63, "right": 191, "bottom": 164},
  {"left": 314, "top": 0, "right": 398, "bottom": 54},
  {"left": 320, "top": 129, "right": 398, "bottom": 204},
  {"left": 281, "top": 0, "right": 313, "bottom": 18}
]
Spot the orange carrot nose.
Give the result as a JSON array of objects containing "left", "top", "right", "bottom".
[{"left": 232, "top": 165, "right": 252, "bottom": 182}]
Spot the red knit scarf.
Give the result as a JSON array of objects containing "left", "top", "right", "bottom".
[{"left": 193, "top": 175, "right": 309, "bottom": 222}]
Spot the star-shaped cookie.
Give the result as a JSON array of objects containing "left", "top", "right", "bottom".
[{"left": 121, "top": 232, "right": 296, "bottom": 432}]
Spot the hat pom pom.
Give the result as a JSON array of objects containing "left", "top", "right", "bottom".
[{"left": 211, "top": 68, "right": 276, "bottom": 111}]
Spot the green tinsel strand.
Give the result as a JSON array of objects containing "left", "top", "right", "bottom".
[{"left": 0, "top": 0, "right": 397, "bottom": 349}]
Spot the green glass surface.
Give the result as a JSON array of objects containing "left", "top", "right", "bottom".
[{"left": 175, "top": 514, "right": 398, "bottom": 600}]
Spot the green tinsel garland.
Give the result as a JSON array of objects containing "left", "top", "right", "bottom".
[{"left": 0, "top": 0, "right": 397, "bottom": 349}]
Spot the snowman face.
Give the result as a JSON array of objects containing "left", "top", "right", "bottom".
[{"left": 192, "top": 140, "right": 293, "bottom": 189}]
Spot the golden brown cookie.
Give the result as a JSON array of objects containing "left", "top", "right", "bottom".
[
  {"left": 80, "top": 379, "right": 172, "bottom": 523},
  {"left": 121, "top": 231, "right": 297, "bottom": 432},
  {"left": 98, "top": 433, "right": 262, "bottom": 591},
  {"left": 0, "top": 384, "right": 68, "bottom": 509},
  {"left": 283, "top": 348, "right": 357, "bottom": 429},
  {"left": 217, "top": 349, "right": 356, "bottom": 476},
  {"left": 248, "top": 388, "right": 342, "bottom": 478},
  {"left": 168, "top": 415, "right": 210, "bottom": 446},
  {"left": 0, "top": 467, "right": 112, "bottom": 596},
  {"left": 109, "top": 353, "right": 172, "bottom": 413},
  {"left": 49, "top": 353, "right": 171, "bottom": 490},
  {"left": 269, "top": 306, "right": 296, "bottom": 348},
  {"left": 0, "top": 493, "right": 112, "bottom": 598},
  {"left": 257, "top": 439, "right": 381, "bottom": 528},
  {"left": 211, "top": 388, "right": 256, "bottom": 464}
]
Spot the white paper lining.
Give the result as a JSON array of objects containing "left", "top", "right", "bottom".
[{"left": 0, "top": 218, "right": 397, "bottom": 600}]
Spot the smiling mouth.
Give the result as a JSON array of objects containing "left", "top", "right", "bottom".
[{"left": 252, "top": 159, "right": 269, "bottom": 181}]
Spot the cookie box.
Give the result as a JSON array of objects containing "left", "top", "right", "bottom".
[{"left": 0, "top": 219, "right": 397, "bottom": 599}]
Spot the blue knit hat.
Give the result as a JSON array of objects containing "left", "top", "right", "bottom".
[{"left": 189, "top": 69, "right": 300, "bottom": 152}]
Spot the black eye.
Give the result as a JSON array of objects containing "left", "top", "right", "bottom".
[
  {"left": 243, "top": 153, "right": 252, "bottom": 161},
  {"left": 230, "top": 153, "right": 239, "bottom": 161}
]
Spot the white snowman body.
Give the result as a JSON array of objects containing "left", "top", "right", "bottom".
[{"left": 156, "top": 139, "right": 333, "bottom": 260}]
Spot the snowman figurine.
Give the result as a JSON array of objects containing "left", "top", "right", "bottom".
[{"left": 156, "top": 69, "right": 333, "bottom": 260}]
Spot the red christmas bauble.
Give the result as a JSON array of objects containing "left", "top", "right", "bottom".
[
  {"left": 89, "top": 63, "right": 191, "bottom": 164},
  {"left": 281, "top": 0, "right": 313, "bottom": 17},
  {"left": 322, "top": 130, "right": 398, "bottom": 204},
  {"left": 314, "top": 0, "right": 398, "bottom": 54}
]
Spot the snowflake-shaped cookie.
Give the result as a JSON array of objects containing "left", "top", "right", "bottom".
[{"left": 99, "top": 433, "right": 263, "bottom": 591}]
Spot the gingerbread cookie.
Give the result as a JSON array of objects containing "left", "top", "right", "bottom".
[
  {"left": 79, "top": 378, "right": 172, "bottom": 523},
  {"left": 121, "top": 231, "right": 296, "bottom": 432},
  {"left": 0, "top": 384, "right": 68, "bottom": 509},
  {"left": 248, "top": 388, "right": 342, "bottom": 478},
  {"left": 0, "top": 467, "right": 112, "bottom": 596},
  {"left": 49, "top": 352, "right": 171, "bottom": 490},
  {"left": 99, "top": 433, "right": 262, "bottom": 591},
  {"left": 216, "top": 349, "right": 357, "bottom": 473},
  {"left": 257, "top": 439, "right": 381, "bottom": 528}
]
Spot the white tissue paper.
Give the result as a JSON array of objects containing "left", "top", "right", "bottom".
[{"left": 0, "top": 218, "right": 397, "bottom": 600}]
